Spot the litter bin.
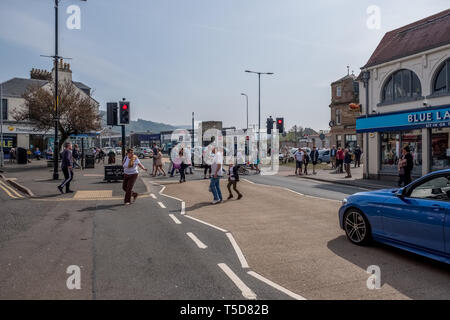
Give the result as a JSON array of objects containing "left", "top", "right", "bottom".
[
  {"left": 84, "top": 154, "right": 95, "bottom": 168},
  {"left": 17, "top": 147, "right": 28, "bottom": 164}
]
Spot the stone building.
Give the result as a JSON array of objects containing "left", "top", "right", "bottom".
[{"left": 329, "top": 72, "right": 363, "bottom": 151}]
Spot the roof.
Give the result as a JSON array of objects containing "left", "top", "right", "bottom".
[
  {"left": 73, "top": 81, "right": 91, "bottom": 90},
  {"left": 331, "top": 74, "right": 356, "bottom": 85},
  {"left": 363, "top": 9, "right": 450, "bottom": 68},
  {"left": 0, "top": 78, "right": 48, "bottom": 97}
]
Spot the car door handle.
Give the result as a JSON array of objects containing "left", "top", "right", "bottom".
[{"left": 431, "top": 204, "right": 442, "bottom": 211}]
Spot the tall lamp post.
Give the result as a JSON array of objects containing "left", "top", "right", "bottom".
[
  {"left": 0, "top": 82, "right": 4, "bottom": 168},
  {"left": 240, "top": 93, "right": 248, "bottom": 131},
  {"left": 362, "top": 70, "right": 370, "bottom": 179},
  {"left": 244, "top": 70, "right": 273, "bottom": 162},
  {"left": 51, "top": 0, "right": 87, "bottom": 180}
]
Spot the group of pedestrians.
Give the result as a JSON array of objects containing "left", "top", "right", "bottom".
[
  {"left": 330, "top": 145, "right": 362, "bottom": 178},
  {"left": 294, "top": 146, "right": 320, "bottom": 176}
]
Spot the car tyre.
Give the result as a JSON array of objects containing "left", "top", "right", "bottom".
[
  {"left": 343, "top": 209, "right": 372, "bottom": 246},
  {"left": 318, "top": 159, "right": 322, "bottom": 164}
]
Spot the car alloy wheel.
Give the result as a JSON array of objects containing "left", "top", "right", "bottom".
[{"left": 344, "top": 209, "right": 370, "bottom": 245}]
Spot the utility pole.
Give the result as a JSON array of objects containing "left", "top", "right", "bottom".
[
  {"left": 191, "top": 112, "right": 194, "bottom": 166},
  {"left": 0, "top": 83, "right": 4, "bottom": 168},
  {"left": 52, "top": 0, "right": 60, "bottom": 180},
  {"left": 362, "top": 70, "right": 370, "bottom": 179}
]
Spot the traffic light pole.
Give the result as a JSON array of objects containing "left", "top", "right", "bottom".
[
  {"left": 121, "top": 125, "right": 126, "bottom": 161},
  {"left": 53, "top": 0, "right": 59, "bottom": 180}
]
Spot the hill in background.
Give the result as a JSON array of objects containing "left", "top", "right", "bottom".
[{"left": 99, "top": 111, "right": 180, "bottom": 134}]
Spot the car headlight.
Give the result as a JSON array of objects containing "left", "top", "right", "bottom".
[{"left": 342, "top": 198, "right": 347, "bottom": 206}]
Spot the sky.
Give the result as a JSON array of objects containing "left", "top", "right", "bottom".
[{"left": 0, "top": 0, "right": 449, "bottom": 131}]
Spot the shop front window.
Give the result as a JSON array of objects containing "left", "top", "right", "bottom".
[
  {"left": 381, "top": 130, "right": 422, "bottom": 174},
  {"left": 432, "top": 128, "right": 450, "bottom": 171},
  {"left": 345, "top": 134, "right": 357, "bottom": 151}
]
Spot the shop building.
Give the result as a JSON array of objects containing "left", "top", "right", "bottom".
[
  {"left": 329, "top": 72, "right": 363, "bottom": 151},
  {"left": 0, "top": 61, "right": 99, "bottom": 157},
  {"left": 357, "top": 9, "right": 450, "bottom": 180}
]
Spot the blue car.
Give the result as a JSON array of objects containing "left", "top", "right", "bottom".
[{"left": 339, "top": 169, "right": 450, "bottom": 264}]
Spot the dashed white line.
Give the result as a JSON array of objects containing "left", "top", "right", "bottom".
[
  {"left": 226, "top": 233, "right": 249, "bottom": 269},
  {"left": 169, "top": 214, "right": 182, "bottom": 224},
  {"left": 242, "top": 179, "right": 255, "bottom": 185},
  {"left": 150, "top": 193, "right": 157, "bottom": 199},
  {"left": 247, "top": 271, "right": 307, "bottom": 300},
  {"left": 283, "top": 188, "right": 304, "bottom": 196},
  {"left": 184, "top": 215, "right": 228, "bottom": 233},
  {"left": 158, "top": 201, "right": 166, "bottom": 208},
  {"left": 186, "top": 232, "right": 208, "bottom": 249},
  {"left": 181, "top": 201, "right": 185, "bottom": 215},
  {"left": 218, "top": 263, "right": 257, "bottom": 300}
]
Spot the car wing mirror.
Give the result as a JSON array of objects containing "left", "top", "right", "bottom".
[{"left": 395, "top": 188, "right": 405, "bottom": 198}]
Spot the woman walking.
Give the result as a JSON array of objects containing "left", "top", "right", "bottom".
[
  {"left": 179, "top": 148, "right": 186, "bottom": 183},
  {"left": 122, "top": 148, "right": 148, "bottom": 205},
  {"left": 154, "top": 148, "right": 166, "bottom": 176}
]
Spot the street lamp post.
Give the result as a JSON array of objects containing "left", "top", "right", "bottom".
[
  {"left": 362, "top": 70, "right": 370, "bottom": 179},
  {"left": 245, "top": 70, "right": 273, "bottom": 163},
  {"left": 240, "top": 93, "right": 248, "bottom": 131},
  {"left": 0, "top": 83, "right": 4, "bottom": 168}
]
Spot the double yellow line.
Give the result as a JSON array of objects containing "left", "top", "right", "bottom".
[{"left": 0, "top": 180, "right": 24, "bottom": 199}]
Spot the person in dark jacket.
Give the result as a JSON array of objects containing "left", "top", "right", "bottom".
[
  {"left": 72, "top": 144, "right": 81, "bottom": 169},
  {"left": 227, "top": 161, "right": 242, "bottom": 200},
  {"left": 353, "top": 146, "right": 362, "bottom": 168},
  {"left": 58, "top": 142, "right": 74, "bottom": 194},
  {"left": 344, "top": 148, "right": 352, "bottom": 178},
  {"left": 402, "top": 145, "right": 414, "bottom": 186},
  {"left": 330, "top": 145, "right": 337, "bottom": 169},
  {"left": 303, "top": 149, "right": 310, "bottom": 175},
  {"left": 310, "top": 146, "right": 319, "bottom": 175}
]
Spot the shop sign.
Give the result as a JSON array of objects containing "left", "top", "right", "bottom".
[{"left": 357, "top": 104, "right": 450, "bottom": 133}]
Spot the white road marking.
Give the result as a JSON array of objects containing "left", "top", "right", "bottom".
[
  {"left": 169, "top": 214, "right": 182, "bottom": 224},
  {"left": 181, "top": 201, "right": 185, "bottom": 215},
  {"left": 186, "top": 232, "right": 208, "bottom": 249},
  {"left": 226, "top": 233, "right": 249, "bottom": 269},
  {"left": 242, "top": 179, "right": 255, "bottom": 185},
  {"left": 283, "top": 188, "right": 304, "bottom": 196},
  {"left": 0, "top": 180, "right": 23, "bottom": 198},
  {"left": 185, "top": 215, "right": 228, "bottom": 233},
  {"left": 247, "top": 271, "right": 307, "bottom": 300},
  {"left": 156, "top": 184, "right": 185, "bottom": 202},
  {"left": 158, "top": 201, "right": 166, "bottom": 208},
  {"left": 150, "top": 193, "right": 157, "bottom": 199},
  {"left": 218, "top": 263, "right": 257, "bottom": 300}
]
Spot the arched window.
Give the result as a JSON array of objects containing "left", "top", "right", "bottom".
[
  {"left": 433, "top": 59, "right": 450, "bottom": 94},
  {"left": 381, "top": 69, "right": 422, "bottom": 103}
]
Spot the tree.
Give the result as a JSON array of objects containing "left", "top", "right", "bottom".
[{"left": 15, "top": 80, "right": 101, "bottom": 151}]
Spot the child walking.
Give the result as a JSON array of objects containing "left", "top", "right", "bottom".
[{"left": 227, "top": 162, "right": 242, "bottom": 200}]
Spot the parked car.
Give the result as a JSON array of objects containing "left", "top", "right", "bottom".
[
  {"left": 339, "top": 169, "right": 450, "bottom": 264},
  {"left": 135, "top": 147, "right": 153, "bottom": 159},
  {"left": 318, "top": 149, "right": 330, "bottom": 164},
  {"left": 115, "top": 147, "right": 122, "bottom": 156}
]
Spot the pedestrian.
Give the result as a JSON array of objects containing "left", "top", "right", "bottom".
[
  {"left": 344, "top": 148, "right": 352, "bottom": 178},
  {"left": 303, "top": 149, "right": 310, "bottom": 175},
  {"left": 167, "top": 147, "right": 174, "bottom": 177},
  {"left": 354, "top": 145, "right": 362, "bottom": 168},
  {"left": 122, "top": 148, "right": 148, "bottom": 205},
  {"left": 402, "top": 146, "right": 414, "bottom": 186},
  {"left": 34, "top": 147, "right": 41, "bottom": 160},
  {"left": 107, "top": 148, "right": 116, "bottom": 164},
  {"left": 294, "top": 147, "right": 304, "bottom": 175},
  {"left": 9, "top": 147, "right": 16, "bottom": 164},
  {"left": 58, "top": 142, "right": 75, "bottom": 194},
  {"left": 210, "top": 146, "right": 223, "bottom": 204},
  {"left": 203, "top": 147, "right": 212, "bottom": 179},
  {"left": 330, "top": 145, "right": 337, "bottom": 169},
  {"left": 154, "top": 148, "right": 166, "bottom": 176},
  {"left": 227, "top": 161, "right": 242, "bottom": 200},
  {"left": 336, "top": 147, "right": 344, "bottom": 173},
  {"left": 179, "top": 147, "right": 186, "bottom": 183},
  {"left": 397, "top": 154, "right": 406, "bottom": 187},
  {"left": 310, "top": 146, "right": 319, "bottom": 175},
  {"left": 151, "top": 143, "right": 158, "bottom": 176},
  {"left": 184, "top": 147, "right": 193, "bottom": 174},
  {"left": 72, "top": 144, "right": 82, "bottom": 169}
]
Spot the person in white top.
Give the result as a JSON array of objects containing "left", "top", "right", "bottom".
[
  {"left": 210, "top": 146, "right": 223, "bottom": 204},
  {"left": 122, "top": 148, "right": 148, "bottom": 205},
  {"left": 294, "top": 148, "right": 304, "bottom": 175}
]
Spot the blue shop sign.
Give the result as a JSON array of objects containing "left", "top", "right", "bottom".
[{"left": 357, "top": 104, "right": 450, "bottom": 133}]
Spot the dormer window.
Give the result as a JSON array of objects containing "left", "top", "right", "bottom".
[{"left": 336, "top": 86, "right": 342, "bottom": 97}]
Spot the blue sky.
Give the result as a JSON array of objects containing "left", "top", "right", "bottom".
[{"left": 0, "top": 0, "right": 449, "bottom": 130}]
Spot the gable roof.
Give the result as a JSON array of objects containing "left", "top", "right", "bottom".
[
  {"left": 0, "top": 78, "right": 48, "bottom": 98},
  {"left": 331, "top": 74, "right": 356, "bottom": 85},
  {"left": 363, "top": 9, "right": 450, "bottom": 68}
]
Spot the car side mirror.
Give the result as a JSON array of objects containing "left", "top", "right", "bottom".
[{"left": 395, "top": 188, "right": 405, "bottom": 198}]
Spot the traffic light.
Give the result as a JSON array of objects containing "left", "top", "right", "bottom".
[
  {"left": 119, "top": 101, "right": 130, "bottom": 124},
  {"left": 106, "top": 102, "right": 118, "bottom": 126},
  {"left": 276, "top": 117, "right": 284, "bottom": 134},
  {"left": 266, "top": 116, "right": 274, "bottom": 134}
]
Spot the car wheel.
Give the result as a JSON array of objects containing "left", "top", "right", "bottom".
[
  {"left": 343, "top": 209, "right": 371, "bottom": 245},
  {"left": 318, "top": 159, "right": 322, "bottom": 164}
]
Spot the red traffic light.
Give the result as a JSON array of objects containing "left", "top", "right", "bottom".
[
  {"left": 278, "top": 119, "right": 282, "bottom": 124},
  {"left": 122, "top": 104, "right": 128, "bottom": 110}
]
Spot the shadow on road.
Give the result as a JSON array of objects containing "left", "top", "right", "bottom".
[
  {"left": 77, "top": 203, "right": 125, "bottom": 212},
  {"left": 185, "top": 201, "right": 213, "bottom": 212},
  {"left": 327, "top": 236, "right": 450, "bottom": 299}
]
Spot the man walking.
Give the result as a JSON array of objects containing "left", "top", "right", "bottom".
[
  {"left": 58, "top": 142, "right": 75, "bottom": 194},
  {"left": 210, "top": 146, "right": 223, "bottom": 204},
  {"left": 344, "top": 148, "right": 352, "bottom": 178},
  {"left": 354, "top": 145, "right": 362, "bottom": 168},
  {"left": 294, "top": 147, "right": 304, "bottom": 175},
  {"left": 330, "top": 145, "right": 337, "bottom": 169},
  {"left": 310, "top": 146, "right": 319, "bottom": 175},
  {"left": 227, "top": 161, "right": 242, "bottom": 200}
]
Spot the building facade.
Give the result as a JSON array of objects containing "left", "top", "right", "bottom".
[
  {"left": 0, "top": 60, "right": 99, "bottom": 157},
  {"left": 329, "top": 73, "right": 363, "bottom": 151},
  {"left": 357, "top": 9, "right": 450, "bottom": 180}
]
